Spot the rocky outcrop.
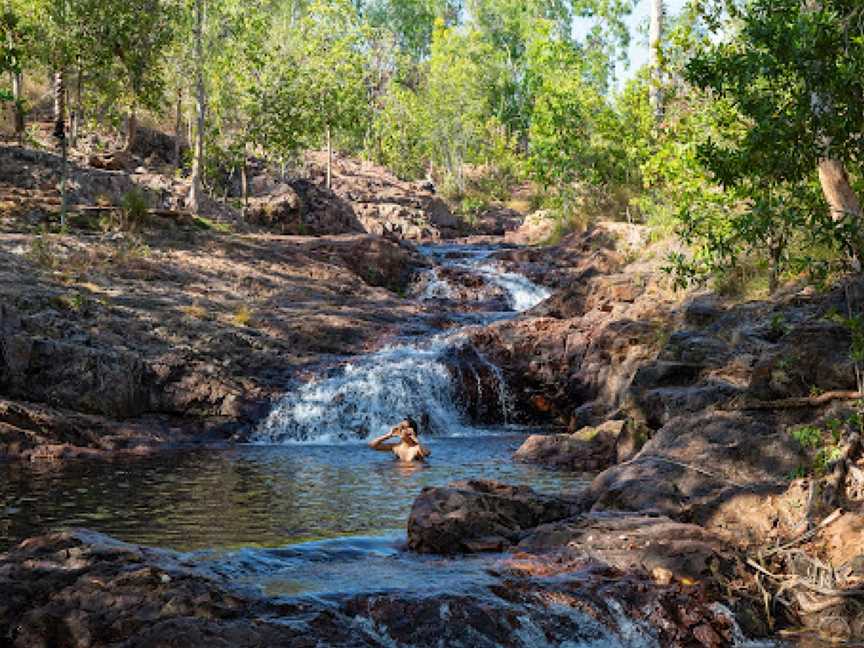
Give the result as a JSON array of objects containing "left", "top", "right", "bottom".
[
  {"left": 513, "top": 420, "right": 629, "bottom": 471},
  {"left": 407, "top": 480, "right": 579, "bottom": 553},
  {"left": 0, "top": 399, "right": 209, "bottom": 460},
  {"left": 589, "top": 411, "right": 806, "bottom": 536},
  {"left": 0, "top": 230, "right": 427, "bottom": 459},
  {"left": 246, "top": 180, "right": 365, "bottom": 236},
  {"left": 0, "top": 529, "right": 743, "bottom": 648},
  {"left": 473, "top": 205, "right": 524, "bottom": 236},
  {"left": 504, "top": 209, "right": 557, "bottom": 245},
  {"left": 244, "top": 152, "right": 464, "bottom": 240},
  {"left": 0, "top": 303, "right": 148, "bottom": 418}
]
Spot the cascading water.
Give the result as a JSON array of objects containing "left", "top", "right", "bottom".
[
  {"left": 418, "top": 244, "right": 550, "bottom": 312},
  {"left": 253, "top": 244, "right": 550, "bottom": 444}
]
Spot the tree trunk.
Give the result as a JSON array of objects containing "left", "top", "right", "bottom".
[
  {"left": 70, "top": 66, "right": 82, "bottom": 148},
  {"left": 241, "top": 145, "right": 249, "bottom": 221},
  {"left": 649, "top": 0, "right": 664, "bottom": 124},
  {"left": 125, "top": 108, "right": 138, "bottom": 153},
  {"left": 174, "top": 87, "right": 182, "bottom": 171},
  {"left": 189, "top": 0, "right": 206, "bottom": 215},
  {"left": 11, "top": 71, "right": 23, "bottom": 147},
  {"left": 818, "top": 159, "right": 863, "bottom": 223},
  {"left": 53, "top": 69, "right": 68, "bottom": 227},
  {"left": 326, "top": 124, "right": 332, "bottom": 190}
]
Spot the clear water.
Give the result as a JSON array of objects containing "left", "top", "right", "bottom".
[{"left": 0, "top": 434, "right": 584, "bottom": 554}]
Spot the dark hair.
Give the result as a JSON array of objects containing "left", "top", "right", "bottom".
[{"left": 404, "top": 416, "right": 418, "bottom": 432}]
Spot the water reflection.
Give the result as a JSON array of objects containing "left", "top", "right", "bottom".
[{"left": 0, "top": 434, "right": 585, "bottom": 553}]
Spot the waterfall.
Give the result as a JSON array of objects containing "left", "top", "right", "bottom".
[
  {"left": 253, "top": 243, "right": 550, "bottom": 445},
  {"left": 255, "top": 336, "right": 480, "bottom": 444}
]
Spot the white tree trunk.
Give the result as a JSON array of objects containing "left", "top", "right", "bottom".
[
  {"left": 53, "top": 69, "right": 68, "bottom": 227},
  {"left": 649, "top": 0, "right": 664, "bottom": 123},
  {"left": 189, "top": 0, "right": 206, "bottom": 215},
  {"left": 11, "top": 71, "right": 23, "bottom": 147},
  {"left": 326, "top": 124, "right": 332, "bottom": 190}
]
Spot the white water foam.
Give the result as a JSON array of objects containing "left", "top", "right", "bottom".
[
  {"left": 417, "top": 245, "right": 550, "bottom": 312},
  {"left": 475, "top": 264, "right": 550, "bottom": 311},
  {"left": 255, "top": 335, "right": 482, "bottom": 444}
]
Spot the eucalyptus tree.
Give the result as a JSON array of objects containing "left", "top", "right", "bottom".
[
  {"left": 362, "top": 0, "right": 462, "bottom": 60},
  {"left": 648, "top": 0, "right": 663, "bottom": 121},
  {"left": 251, "top": 0, "right": 369, "bottom": 189},
  {"left": 688, "top": 0, "right": 864, "bottom": 264},
  {"left": 424, "top": 18, "right": 502, "bottom": 193}
]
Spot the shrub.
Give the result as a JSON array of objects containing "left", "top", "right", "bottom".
[{"left": 119, "top": 188, "right": 150, "bottom": 231}]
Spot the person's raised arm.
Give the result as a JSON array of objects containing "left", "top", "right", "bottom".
[{"left": 368, "top": 430, "right": 398, "bottom": 452}]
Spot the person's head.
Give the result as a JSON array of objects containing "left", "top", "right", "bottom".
[{"left": 398, "top": 424, "right": 419, "bottom": 446}]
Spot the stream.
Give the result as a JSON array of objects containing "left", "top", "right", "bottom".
[{"left": 0, "top": 242, "right": 778, "bottom": 646}]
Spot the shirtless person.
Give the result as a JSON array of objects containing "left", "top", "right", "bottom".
[{"left": 368, "top": 417, "right": 431, "bottom": 463}]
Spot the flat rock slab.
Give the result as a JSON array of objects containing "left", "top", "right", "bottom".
[
  {"left": 513, "top": 420, "right": 627, "bottom": 471},
  {"left": 518, "top": 512, "right": 733, "bottom": 583}
]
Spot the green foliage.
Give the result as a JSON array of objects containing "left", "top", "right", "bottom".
[
  {"left": 674, "top": 0, "right": 864, "bottom": 285},
  {"left": 369, "top": 83, "right": 428, "bottom": 179},
  {"left": 790, "top": 412, "right": 861, "bottom": 477},
  {"left": 119, "top": 189, "right": 150, "bottom": 231},
  {"left": 791, "top": 426, "right": 822, "bottom": 451},
  {"left": 249, "top": 0, "right": 370, "bottom": 160}
]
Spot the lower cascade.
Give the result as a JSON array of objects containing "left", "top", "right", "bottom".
[
  {"left": 253, "top": 245, "right": 548, "bottom": 444},
  {"left": 254, "top": 336, "right": 508, "bottom": 443}
]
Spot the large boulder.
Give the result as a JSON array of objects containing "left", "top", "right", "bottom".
[
  {"left": 589, "top": 411, "right": 806, "bottom": 542},
  {"left": 301, "top": 234, "right": 426, "bottom": 293},
  {"left": 513, "top": 420, "right": 628, "bottom": 472},
  {"left": 748, "top": 320, "right": 857, "bottom": 400},
  {"left": 407, "top": 480, "right": 579, "bottom": 554},
  {"left": 473, "top": 205, "right": 523, "bottom": 236},
  {"left": 246, "top": 180, "right": 365, "bottom": 236},
  {"left": 130, "top": 126, "right": 188, "bottom": 165}
]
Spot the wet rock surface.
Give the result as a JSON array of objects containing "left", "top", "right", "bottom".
[{"left": 0, "top": 530, "right": 743, "bottom": 648}]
